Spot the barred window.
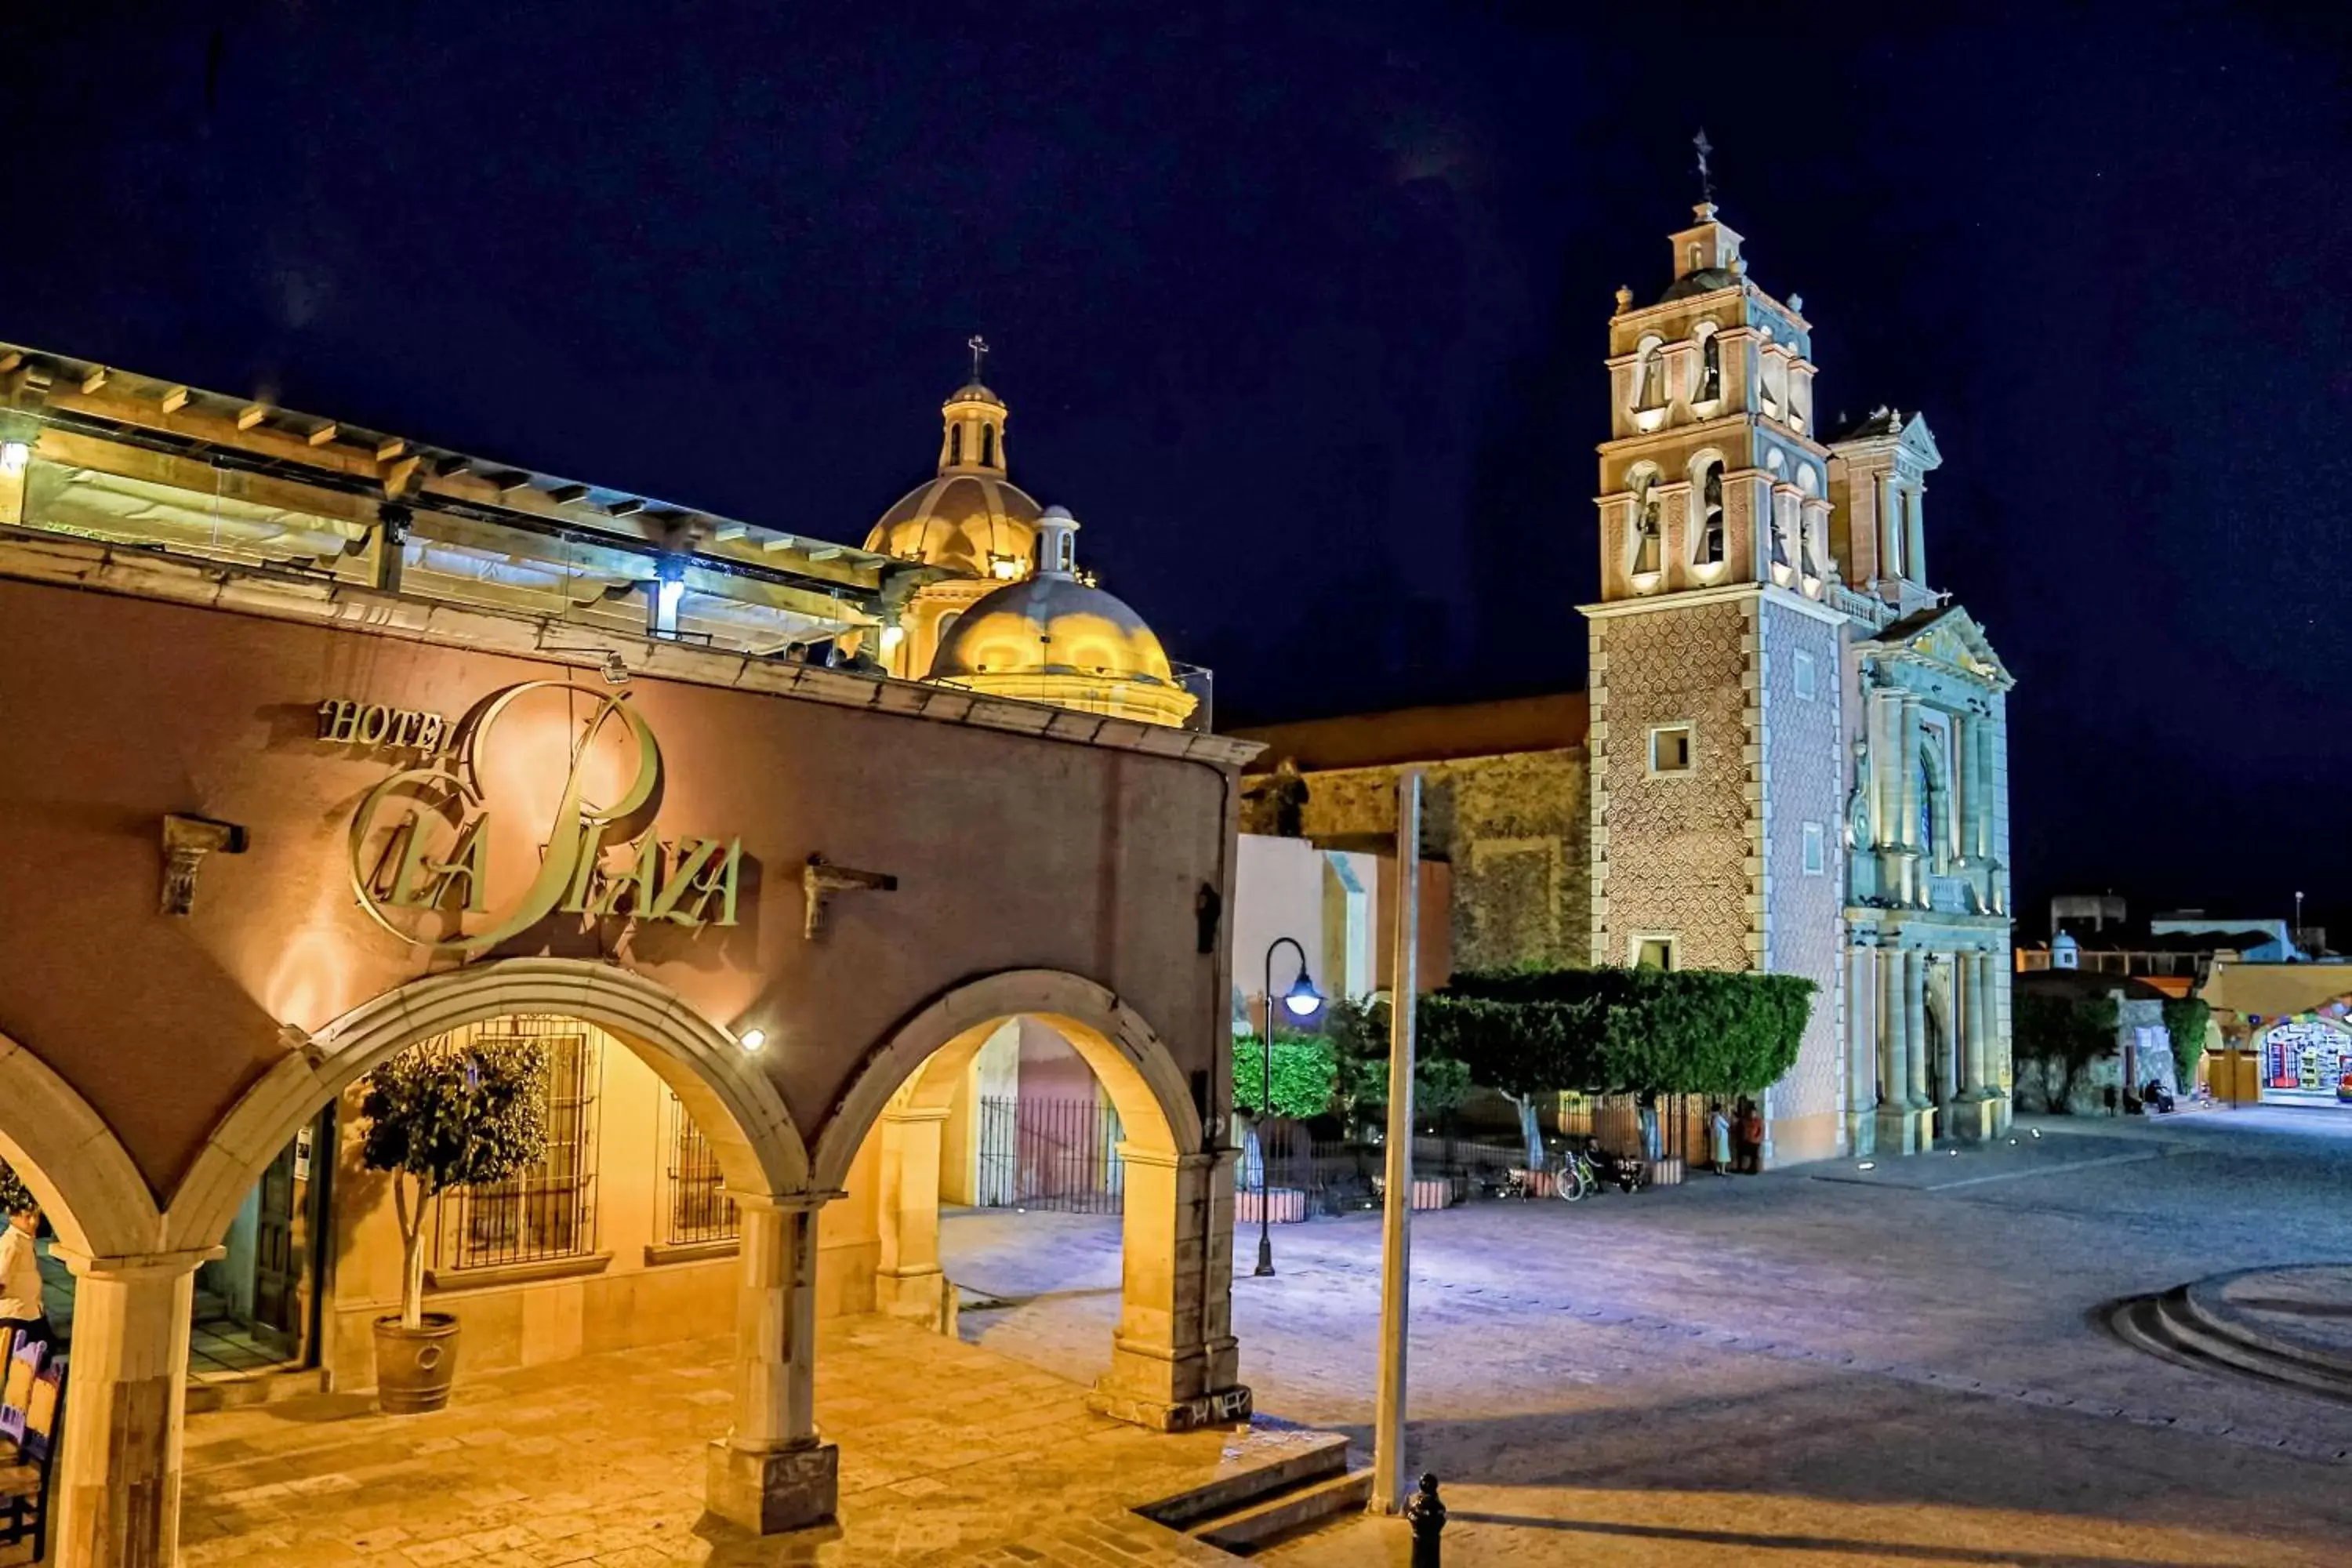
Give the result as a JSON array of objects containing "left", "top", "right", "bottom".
[
  {"left": 433, "top": 1017, "right": 601, "bottom": 1271},
  {"left": 659, "top": 1090, "right": 739, "bottom": 1247}
]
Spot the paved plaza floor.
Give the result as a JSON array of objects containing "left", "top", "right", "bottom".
[
  {"left": 147, "top": 1109, "right": 2352, "bottom": 1566},
  {"left": 174, "top": 1316, "right": 1273, "bottom": 1566},
  {"left": 947, "top": 1109, "right": 2352, "bottom": 1566}
]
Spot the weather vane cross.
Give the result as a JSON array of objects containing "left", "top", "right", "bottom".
[
  {"left": 1694, "top": 129, "right": 1715, "bottom": 206},
  {"left": 967, "top": 334, "right": 989, "bottom": 383}
]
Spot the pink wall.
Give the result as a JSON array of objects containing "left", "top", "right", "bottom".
[{"left": 0, "top": 578, "right": 1239, "bottom": 1196}]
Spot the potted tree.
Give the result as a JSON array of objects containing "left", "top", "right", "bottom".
[{"left": 358, "top": 1033, "right": 549, "bottom": 1414}]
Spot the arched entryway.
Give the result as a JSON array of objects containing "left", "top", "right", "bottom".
[
  {"left": 153, "top": 960, "right": 826, "bottom": 1548},
  {"left": 0, "top": 1032, "right": 173, "bottom": 1568},
  {"left": 813, "top": 970, "right": 1247, "bottom": 1432}
]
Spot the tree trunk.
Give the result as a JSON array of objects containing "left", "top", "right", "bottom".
[
  {"left": 1508, "top": 1094, "right": 1544, "bottom": 1169},
  {"left": 394, "top": 1174, "right": 427, "bottom": 1329}
]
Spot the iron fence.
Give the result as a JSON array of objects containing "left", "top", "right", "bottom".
[
  {"left": 433, "top": 1021, "right": 601, "bottom": 1271},
  {"left": 975, "top": 1095, "right": 1125, "bottom": 1214},
  {"left": 658, "top": 1089, "right": 739, "bottom": 1246}
]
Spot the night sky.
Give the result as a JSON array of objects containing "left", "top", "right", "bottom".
[{"left": 8, "top": 4, "right": 2347, "bottom": 935}]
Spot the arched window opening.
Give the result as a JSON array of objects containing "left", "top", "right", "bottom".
[
  {"left": 1634, "top": 340, "right": 1665, "bottom": 413},
  {"left": 1631, "top": 470, "right": 1663, "bottom": 576},
  {"left": 1698, "top": 329, "right": 1722, "bottom": 402},
  {"left": 1693, "top": 459, "right": 1725, "bottom": 566},
  {"left": 948, "top": 426, "right": 963, "bottom": 466},
  {"left": 1770, "top": 494, "right": 1792, "bottom": 568},
  {"left": 980, "top": 426, "right": 996, "bottom": 467}
]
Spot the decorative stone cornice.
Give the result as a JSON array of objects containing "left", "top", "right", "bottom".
[{"left": 0, "top": 529, "right": 1261, "bottom": 768}]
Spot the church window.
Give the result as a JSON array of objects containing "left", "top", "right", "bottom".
[
  {"left": 1769, "top": 492, "right": 1792, "bottom": 569},
  {"left": 1632, "top": 934, "right": 1679, "bottom": 971},
  {"left": 1793, "top": 649, "right": 1817, "bottom": 701},
  {"left": 1802, "top": 822, "right": 1826, "bottom": 876},
  {"left": 1634, "top": 339, "right": 1665, "bottom": 412},
  {"left": 980, "top": 426, "right": 996, "bottom": 467},
  {"left": 1692, "top": 459, "right": 1725, "bottom": 566},
  {"left": 1648, "top": 723, "right": 1693, "bottom": 776},
  {"left": 1697, "top": 328, "right": 1722, "bottom": 402},
  {"left": 948, "top": 426, "right": 963, "bottom": 465},
  {"left": 1762, "top": 350, "right": 1788, "bottom": 419},
  {"left": 1630, "top": 468, "right": 1663, "bottom": 575}
]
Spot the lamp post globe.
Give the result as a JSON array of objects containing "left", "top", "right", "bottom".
[{"left": 1256, "top": 936, "right": 1321, "bottom": 1278}]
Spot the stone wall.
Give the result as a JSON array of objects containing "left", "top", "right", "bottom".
[
  {"left": 1249, "top": 748, "right": 1590, "bottom": 975},
  {"left": 1589, "top": 596, "right": 1752, "bottom": 971}
]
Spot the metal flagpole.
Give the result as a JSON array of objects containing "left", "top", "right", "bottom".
[{"left": 1370, "top": 769, "right": 1421, "bottom": 1515}]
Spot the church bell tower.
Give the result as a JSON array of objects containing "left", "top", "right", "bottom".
[{"left": 1582, "top": 190, "right": 1852, "bottom": 1167}]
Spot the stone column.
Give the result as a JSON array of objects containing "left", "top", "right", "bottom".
[
  {"left": 1904, "top": 949, "right": 1930, "bottom": 1111},
  {"left": 1907, "top": 484, "right": 1929, "bottom": 588},
  {"left": 873, "top": 1103, "right": 955, "bottom": 1332},
  {"left": 1877, "top": 472, "right": 1900, "bottom": 582},
  {"left": 1848, "top": 942, "right": 1878, "bottom": 1155},
  {"left": 706, "top": 1194, "right": 837, "bottom": 1536},
  {"left": 49, "top": 1247, "right": 211, "bottom": 1568},
  {"left": 1964, "top": 951, "right": 1991, "bottom": 1097},
  {"left": 1087, "top": 1145, "right": 1250, "bottom": 1432},
  {"left": 1897, "top": 693, "right": 1923, "bottom": 904}
]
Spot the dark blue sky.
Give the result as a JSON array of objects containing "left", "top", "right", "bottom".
[{"left": 8, "top": 2, "right": 2347, "bottom": 931}]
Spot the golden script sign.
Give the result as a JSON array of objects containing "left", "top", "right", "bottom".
[{"left": 347, "top": 681, "right": 741, "bottom": 954}]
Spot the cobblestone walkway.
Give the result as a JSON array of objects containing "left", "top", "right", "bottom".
[{"left": 179, "top": 1316, "right": 1275, "bottom": 1566}]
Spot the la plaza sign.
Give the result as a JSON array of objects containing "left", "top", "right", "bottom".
[{"left": 338, "top": 681, "right": 743, "bottom": 955}]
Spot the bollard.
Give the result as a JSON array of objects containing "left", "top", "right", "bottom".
[{"left": 1404, "top": 1471, "right": 1446, "bottom": 1566}]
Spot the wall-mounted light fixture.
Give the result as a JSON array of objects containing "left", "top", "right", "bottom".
[{"left": 737, "top": 1028, "right": 767, "bottom": 1054}]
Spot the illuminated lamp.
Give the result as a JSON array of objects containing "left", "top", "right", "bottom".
[
  {"left": 879, "top": 623, "right": 905, "bottom": 653},
  {"left": 987, "top": 553, "right": 1022, "bottom": 580},
  {"left": 0, "top": 441, "right": 27, "bottom": 476},
  {"left": 737, "top": 1028, "right": 766, "bottom": 1054}
]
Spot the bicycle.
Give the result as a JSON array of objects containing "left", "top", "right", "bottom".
[{"left": 1552, "top": 1146, "right": 1601, "bottom": 1202}]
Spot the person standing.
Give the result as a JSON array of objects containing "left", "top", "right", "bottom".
[{"left": 0, "top": 1200, "right": 51, "bottom": 1343}]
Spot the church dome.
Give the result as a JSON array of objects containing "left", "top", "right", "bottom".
[
  {"left": 1659, "top": 266, "right": 1740, "bottom": 303},
  {"left": 862, "top": 371, "right": 1039, "bottom": 579},
  {"left": 925, "top": 507, "right": 1197, "bottom": 728}
]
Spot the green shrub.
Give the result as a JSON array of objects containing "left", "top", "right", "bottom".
[
  {"left": 1319, "top": 996, "right": 1472, "bottom": 1123},
  {"left": 2013, "top": 992, "right": 2118, "bottom": 1110},
  {"left": 2162, "top": 996, "right": 2211, "bottom": 1087},
  {"left": 1423, "top": 966, "right": 1814, "bottom": 1098},
  {"left": 1230, "top": 1030, "right": 1338, "bottom": 1120}
]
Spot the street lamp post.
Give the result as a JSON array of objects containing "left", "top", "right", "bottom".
[{"left": 1256, "top": 935, "right": 1323, "bottom": 1278}]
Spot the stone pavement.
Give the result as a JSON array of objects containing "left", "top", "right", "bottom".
[
  {"left": 946, "top": 1111, "right": 2352, "bottom": 1566},
  {"left": 173, "top": 1315, "right": 1285, "bottom": 1566}
]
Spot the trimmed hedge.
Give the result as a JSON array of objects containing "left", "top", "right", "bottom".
[
  {"left": 1421, "top": 966, "right": 1814, "bottom": 1098},
  {"left": 1230, "top": 1031, "right": 1338, "bottom": 1120},
  {"left": 2162, "top": 996, "right": 2212, "bottom": 1087}
]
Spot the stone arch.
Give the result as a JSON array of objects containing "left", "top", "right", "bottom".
[
  {"left": 0, "top": 1029, "right": 162, "bottom": 1259},
  {"left": 814, "top": 968, "right": 1199, "bottom": 1191},
  {"left": 169, "top": 957, "right": 811, "bottom": 1251},
  {"left": 813, "top": 970, "right": 1240, "bottom": 1431}
]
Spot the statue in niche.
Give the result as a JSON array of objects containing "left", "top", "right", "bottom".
[
  {"left": 1268, "top": 757, "right": 1310, "bottom": 839},
  {"left": 1845, "top": 736, "right": 1874, "bottom": 851}
]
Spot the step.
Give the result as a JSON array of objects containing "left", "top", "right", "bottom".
[
  {"left": 1134, "top": 1431, "right": 1349, "bottom": 1531},
  {"left": 2177, "top": 1272, "right": 2352, "bottom": 1381},
  {"left": 2133, "top": 1292, "right": 2352, "bottom": 1403},
  {"left": 1193, "top": 1467, "right": 1374, "bottom": 1555},
  {"left": 184, "top": 1366, "right": 327, "bottom": 1414}
]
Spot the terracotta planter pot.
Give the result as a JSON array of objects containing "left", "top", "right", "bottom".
[{"left": 374, "top": 1312, "right": 461, "bottom": 1414}]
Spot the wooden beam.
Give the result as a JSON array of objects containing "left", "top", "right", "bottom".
[
  {"left": 307, "top": 422, "right": 339, "bottom": 447},
  {"left": 383, "top": 456, "right": 421, "bottom": 498},
  {"left": 760, "top": 535, "right": 800, "bottom": 552},
  {"left": 434, "top": 455, "right": 472, "bottom": 477},
  {"left": 374, "top": 437, "right": 405, "bottom": 461},
  {"left": 0, "top": 352, "right": 20, "bottom": 376},
  {"left": 160, "top": 386, "right": 191, "bottom": 414},
  {"left": 546, "top": 483, "right": 588, "bottom": 504},
  {"left": 492, "top": 470, "right": 534, "bottom": 495},
  {"left": 236, "top": 404, "right": 268, "bottom": 430},
  {"left": 81, "top": 366, "right": 109, "bottom": 394},
  {"left": 604, "top": 498, "right": 644, "bottom": 517},
  {"left": 712, "top": 524, "right": 749, "bottom": 543},
  {"left": 807, "top": 546, "right": 844, "bottom": 561}
]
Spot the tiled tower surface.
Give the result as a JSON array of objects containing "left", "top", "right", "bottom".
[{"left": 1758, "top": 598, "right": 1847, "bottom": 1163}]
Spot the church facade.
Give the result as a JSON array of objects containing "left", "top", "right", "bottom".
[{"left": 1240, "top": 202, "right": 2017, "bottom": 1164}]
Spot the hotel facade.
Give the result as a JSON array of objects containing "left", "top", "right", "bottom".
[{"left": 0, "top": 344, "right": 1250, "bottom": 1564}]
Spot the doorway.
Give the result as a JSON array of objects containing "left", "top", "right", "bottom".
[{"left": 191, "top": 1105, "right": 332, "bottom": 1384}]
